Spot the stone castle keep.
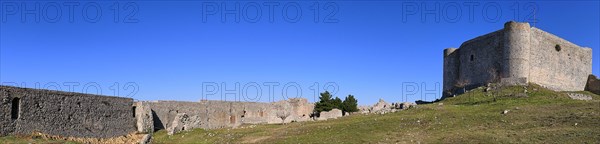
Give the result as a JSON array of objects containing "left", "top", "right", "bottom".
[{"left": 443, "top": 21, "right": 593, "bottom": 98}]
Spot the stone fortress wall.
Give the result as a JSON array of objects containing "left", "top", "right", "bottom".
[
  {"left": 143, "top": 98, "right": 314, "bottom": 132},
  {"left": 443, "top": 21, "right": 593, "bottom": 97},
  {"left": 0, "top": 85, "right": 315, "bottom": 138},
  {"left": 0, "top": 86, "right": 136, "bottom": 138}
]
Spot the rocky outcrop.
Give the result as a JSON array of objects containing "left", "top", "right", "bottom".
[
  {"left": 317, "top": 109, "right": 342, "bottom": 120},
  {"left": 139, "top": 134, "right": 152, "bottom": 144},
  {"left": 358, "top": 99, "right": 416, "bottom": 115},
  {"left": 358, "top": 106, "right": 371, "bottom": 114},
  {"left": 166, "top": 113, "right": 203, "bottom": 135},
  {"left": 371, "top": 99, "right": 391, "bottom": 112},
  {"left": 399, "top": 102, "right": 417, "bottom": 109},
  {"left": 167, "top": 113, "right": 189, "bottom": 135},
  {"left": 567, "top": 93, "right": 593, "bottom": 101},
  {"left": 586, "top": 75, "right": 600, "bottom": 95}
]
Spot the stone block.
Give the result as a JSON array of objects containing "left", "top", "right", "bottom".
[
  {"left": 135, "top": 102, "right": 154, "bottom": 134},
  {"left": 371, "top": 99, "right": 390, "bottom": 112},
  {"left": 167, "top": 113, "right": 189, "bottom": 135},
  {"left": 318, "top": 109, "right": 342, "bottom": 120},
  {"left": 400, "top": 102, "right": 416, "bottom": 110}
]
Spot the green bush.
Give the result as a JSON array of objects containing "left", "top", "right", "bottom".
[
  {"left": 314, "top": 91, "right": 336, "bottom": 113},
  {"left": 342, "top": 95, "right": 358, "bottom": 113},
  {"left": 314, "top": 91, "right": 359, "bottom": 114}
]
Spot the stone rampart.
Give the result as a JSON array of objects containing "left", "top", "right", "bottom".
[
  {"left": 0, "top": 86, "right": 136, "bottom": 138},
  {"left": 147, "top": 98, "right": 314, "bottom": 132}
]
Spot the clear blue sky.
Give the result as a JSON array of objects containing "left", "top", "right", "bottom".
[{"left": 1, "top": 1, "right": 598, "bottom": 105}]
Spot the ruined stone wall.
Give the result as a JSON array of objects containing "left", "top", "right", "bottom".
[
  {"left": 287, "top": 98, "right": 314, "bottom": 122},
  {"left": 528, "top": 27, "right": 593, "bottom": 91},
  {"left": 0, "top": 86, "right": 135, "bottom": 138},
  {"left": 443, "top": 29, "right": 504, "bottom": 96},
  {"left": 201, "top": 101, "right": 279, "bottom": 128},
  {"left": 146, "top": 101, "right": 207, "bottom": 130},
  {"left": 147, "top": 98, "right": 314, "bottom": 131},
  {"left": 244, "top": 103, "right": 274, "bottom": 124},
  {"left": 148, "top": 100, "right": 273, "bottom": 130}
]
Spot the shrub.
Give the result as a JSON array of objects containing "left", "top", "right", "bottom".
[
  {"left": 314, "top": 91, "right": 359, "bottom": 114},
  {"left": 342, "top": 95, "right": 358, "bottom": 113}
]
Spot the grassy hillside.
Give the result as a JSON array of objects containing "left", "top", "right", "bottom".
[
  {"left": 2, "top": 84, "right": 599, "bottom": 143},
  {"left": 152, "top": 84, "right": 600, "bottom": 143}
]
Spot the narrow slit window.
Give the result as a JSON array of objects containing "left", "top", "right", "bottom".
[
  {"left": 230, "top": 116, "right": 236, "bottom": 124},
  {"left": 132, "top": 106, "right": 137, "bottom": 118},
  {"left": 11, "top": 98, "right": 20, "bottom": 120},
  {"left": 470, "top": 55, "right": 474, "bottom": 61}
]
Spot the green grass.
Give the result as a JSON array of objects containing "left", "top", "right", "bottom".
[
  {"left": 153, "top": 84, "right": 600, "bottom": 143},
  {"left": 2, "top": 84, "right": 599, "bottom": 143}
]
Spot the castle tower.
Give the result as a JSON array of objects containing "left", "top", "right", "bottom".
[
  {"left": 442, "top": 48, "right": 459, "bottom": 97},
  {"left": 501, "top": 21, "right": 531, "bottom": 85}
]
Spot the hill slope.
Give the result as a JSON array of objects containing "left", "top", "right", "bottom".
[{"left": 151, "top": 84, "right": 600, "bottom": 143}]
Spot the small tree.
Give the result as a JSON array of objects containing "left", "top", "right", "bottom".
[
  {"left": 342, "top": 95, "right": 359, "bottom": 113},
  {"left": 275, "top": 103, "right": 291, "bottom": 125},
  {"left": 314, "top": 91, "right": 336, "bottom": 113},
  {"left": 314, "top": 92, "right": 360, "bottom": 115},
  {"left": 332, "top": 97, "right": 343, "bottom": 110}
]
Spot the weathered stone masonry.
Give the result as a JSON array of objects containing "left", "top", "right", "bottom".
[
  {"left": 443, "top": 21, "right": 593, "bottom": 98},
  {"left": 146, "top": 98, "right": 314, "bottom": 132},
  {"left": 0, "top": 86, "right": 136, "bottom": 138},
  {"left": 1, "top": 84, "right": 316, "bottom": 138}
]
